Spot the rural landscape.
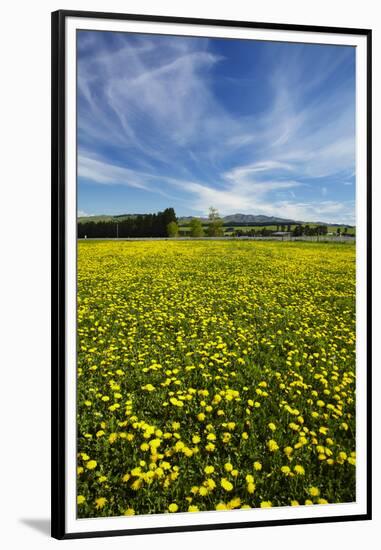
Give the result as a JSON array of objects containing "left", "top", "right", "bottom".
[
  {"left": 78, "top": 208, "right": 356, "bottom": 239},
  {"left": 76, "top": 30, "right": 356, "bottom": 518}
]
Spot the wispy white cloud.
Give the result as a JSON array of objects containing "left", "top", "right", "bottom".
[
  {"left": 79, "top": 153, "right": 355, "bottom": 223},
  {"left": 77, "top": 33, "right": 356, "bottom": 223},
  {"left": 78, "top": 156, "right": 149, "bottom": 189},
  {"left": 78, "top": 156, "right": 181, "bottom": 203},
  {"left": 78, "top": 35, "right": 229, "bottom": 168}
]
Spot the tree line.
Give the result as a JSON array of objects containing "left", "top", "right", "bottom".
[
  {"left": 78, "top": 207, "right": 350, "bottom": 239},
  {"left": 234, "top": 224, "right": 329, "bottom": 237},
  {"left": 78, "top": 208, "right": 177, "bottom": 239},
  {"left": 78, "top": 207, "right": 224, "bottom": 238}
]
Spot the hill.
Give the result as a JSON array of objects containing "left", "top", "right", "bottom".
[
  {"left": 176, "top": 214, "right": 299, "bottom": 225},
  {"left": 221, "top": 214, "right": 301, "bottom": 225},
  {"left": 78, "top": 212, "right": 355, "bottom": 229}
]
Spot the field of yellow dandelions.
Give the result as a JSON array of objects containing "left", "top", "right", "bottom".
[{"left": 76, "top": 240, "right": 356, "bottom": 518}]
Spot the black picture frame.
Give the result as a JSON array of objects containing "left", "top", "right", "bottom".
[{"left": 51, "top": 9, "right": 372, "bottom": 540}]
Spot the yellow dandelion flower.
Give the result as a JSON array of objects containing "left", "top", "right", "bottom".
[
  {"left": 267, "top": 439, "right": 279, "bottom": 452},
  {"left": 205, "top": 478, "right": 216, "bottom": 490},
  {"left": 260, "top": 501, "right": 272, "bottom": 508},
  {"left": 227, "top": 497, "right": 241, "bottom": 509},
  {"left": 109, "top": 433, "right": 118, "bottom": 444},
  {"left": 95, "top": 497, "right": 107, "bottom": 509},
  {"left": 247, "top": 483, "right": 256, "bottom": 494},
  {"left": 308, "top": 487, "right": 320, "bottom": 497},
  {"left": 131, "top": 479, "right": 142, "bottom": 490},
  {"left": 221, "top": 478, "right": 234, "bottom": 492},
  {"left": 284, "top": 446, "right": 293, "bottom": 457},
  {"left": 188, "top": 505, "right": 199, "bottom": 512}
]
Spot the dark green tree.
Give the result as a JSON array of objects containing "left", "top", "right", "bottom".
[{"left": 78, "top": 208, "right": 179, "bottom": 238}]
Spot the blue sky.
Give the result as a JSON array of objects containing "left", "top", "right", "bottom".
[{"left": 77, "top": 30, "right": 356, "bottom": 224}]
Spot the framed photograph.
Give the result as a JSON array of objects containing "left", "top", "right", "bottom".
[{"left": 51, "top": 9, "right": 372, "bottom": 540}]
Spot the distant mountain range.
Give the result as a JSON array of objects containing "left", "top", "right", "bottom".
[
  {"left": 178, "top": 214, "right": 301, "bottom": 225},
  {"left": 78, "top": 212, "right": 354, "bottom": 227}
]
